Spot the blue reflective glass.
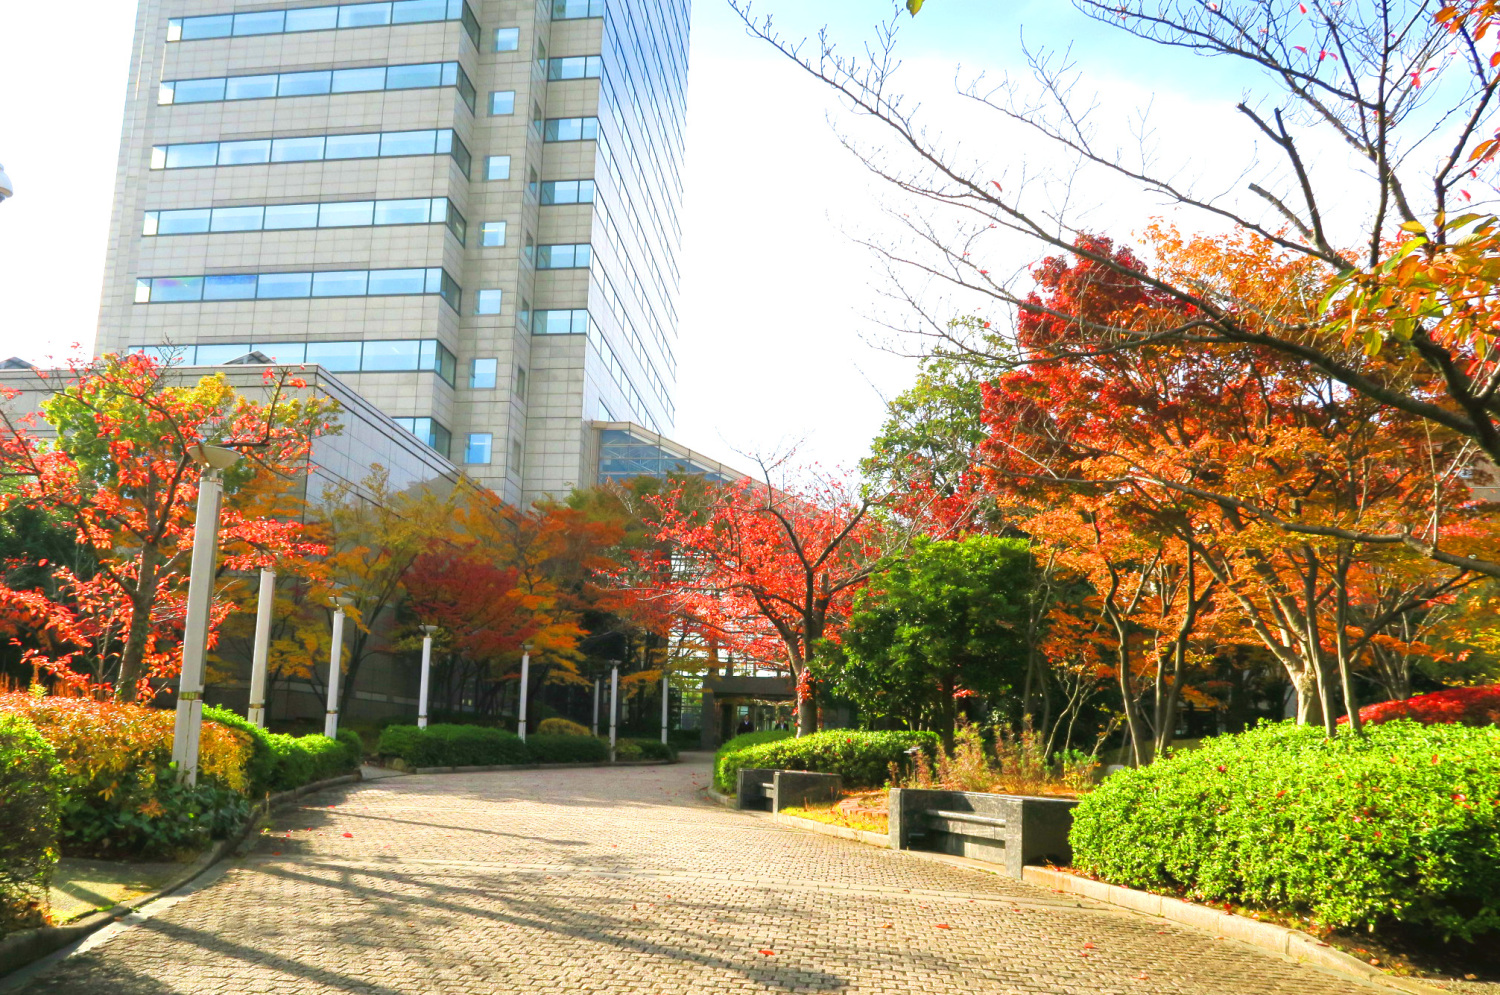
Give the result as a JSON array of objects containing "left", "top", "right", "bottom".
[
  {"left": 311, "top": 271, "right": 369, "bottom": 296},
  {"left": 181, "top": 14, "right": 232, "bottom": 38},
  {"left": 324, "top": 132, "right": 381, "bottom": 158},
  {"left": 149, "top": 277, "right": 204, "bottom": 302},
  {"left": 210, "top": 207, "right": 264, "bottom": 232},
  {"left": 393, "top": 0, "right": 447, "bottom": 22},
  {"left": 306, "top": 341, "right": 362, "bottom": 371},
  {"left": 490, "top": 91, "right": 515, "bottom": 115},
  {"left": 225, "top": 74, "right": 278, "bottom": 100},
  {"left": 385, "top": 63, "right": 443, "bottom": 89},
  {"left": 251, "top": 342, "right": 307, "bottom": 363},
  {"left": 380, "top": 130, "right": 437, "bottom": 156},
  {"left": 339, "top": 3, "right": 392, "bottom": 27},
  {"left": 362, "top": 340, "right": 421, "bottom": 370},
  {"left": 156, "top": 209, "right": 211, "bottom": 234},
  {"left": 256, "top": 272, "right": 313, "bottom": 298},
  {"left": 165, "top": 143, "right": 219, "bottom": 168},
  {"left": 277, "top": 71, "right": 332, "bottom": 96},
  {"left": 203, "top": 275, "right": 258, "bottom": 300},
  {"left": 263, "top": 203, "right": 321, "bottom": 229},
  {"left": 168, "top": 78, "right": 226, "bottom": 104},
  {"left": 271, "top": 136, "right": 326, "bottom": 162},
  {"left": 331, "top": 67, "right": 387, "bottom": 92},
  {"left": 374, "top": 198, "right": 430, "bottom": 224},
  {"left": 284, "top": 6, "right": 339, "bottom": 31},
  {"left": 367, "top": 269, "right": 427, "bottom": 295},
  {"left": 216, "top": 140, "right": 270, "bottom": 165},
  {"left": 233, "top": 11, "right": 285, "bottom": 34},
  {"left": 318, "top": 201, "right": 375, "bottom": 226},
  {"left": 195, "top": 343, "right": 254, "bottom": 363}
]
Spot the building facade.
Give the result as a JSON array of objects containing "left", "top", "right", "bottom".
[{"left": 96, "top": 0, "right": 690, "bottom": 506}]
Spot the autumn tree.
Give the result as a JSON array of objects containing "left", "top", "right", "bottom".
[{"left": 0, "top": 355, "right": 334, "bottom": 698}]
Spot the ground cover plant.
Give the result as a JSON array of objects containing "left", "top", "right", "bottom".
[
  {"left": 613, "top": 737, "right": 677, "bottom": 761},
  {"left": 779, "top": 789, "right": 890, "bottom": 835},
  {"left": 714, "top": 729, "right": 937, "bottom": 794},
  {"left": 898, "top": 723, "right": 1097, "bottom": 797},
  {"left": 1070, "top": 720, "right": 1500, "bottom": 940},
  {"left": 536, "top": 717, "right": 591, "bottom": 736},
  {"left": 0, "top": 713, "right": 62, "bottom": 933},
  {"left": 377, "top": 724, "right": 529, "bottom": 767},
  {"left": 1356, "top": 686, "right": 1500, "bottom": 728}
]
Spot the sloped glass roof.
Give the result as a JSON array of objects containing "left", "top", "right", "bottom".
[{"left": 594, "top": 424, "right": 746, "bottom": 486}]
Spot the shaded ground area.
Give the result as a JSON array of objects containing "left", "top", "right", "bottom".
[{"left": 8, "top": 757, "right": 1391, "bottom": 994}]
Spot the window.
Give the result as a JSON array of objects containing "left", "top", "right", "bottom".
[
  {"left": 136, "top": 267, "right": 461, "bottom": 310},
  {"left": 543, "top": 117, "right": 598, "bottom": 142},
  {"left": 511, "top": 438, "right": 524, "bottom": 474},
  {"left": 126, "top": 339, "right": 454, "bottom": 383},
  {"left": 475, "top": 289, "right": 503, "bottom": 315},
  {"left": 489, "top": 90, "right": 515, "bottom": 115},
  {"left": 494, "top": 26, "right": 519, "bottom": 51},
  {"left": 535, "top": 244, "right": 591, "bottom": 269},
  {"left": 553, "top": 0, "right": 604, "bottom": 18},
  {"left": 469, "top": 357, "right": 498, "bottom": 389},
  {"left": 535, "top": 40, "right": 547, "bottom": 69},
  {"left": 532, "top": 309, "right": 590, "bottom": 335},
  {"left": 546, "top": 55, "right": 602, "bottom": 80},
  {"left": 151, "top": 129, "right": 469, "bottom": 177},
  {"left": 392, "top": 417, "right": 452, "bottom": 458},
  {"left": 524, "top": 232, "right": 534, "bottom": 262},
  {"left": 485, "top": 155, "right": 511, "bottom": 181},
  {"left": 464, "top": 433, "right": 493, "bottom": 465},
  {"left": 480, "top": 221, "right": 506, "bottom": 246},
  {"left": 161, "top": 62, "right": 475, "bottom": 112},
  {"left": 532, "top": 100, "right": 543, "bottom": 132},
  {"left": 540, "top": 179, "right": 595, "bottom": 205},
  {"left": 169, "top": 1, "right": 480, "bottom": 47},
  {"left": 515, "top": 365, "right": 528, "bottom": 400},
  {"left": 527, "top": 166, "right": 539, "bottom": 198}
]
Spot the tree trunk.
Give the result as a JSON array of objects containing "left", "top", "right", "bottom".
[
  {"left": 796, "top": 693, "right": 817, "bottom": 737},
  {"left": 115, "top": 550, "right": 162, "bottom": 701}
]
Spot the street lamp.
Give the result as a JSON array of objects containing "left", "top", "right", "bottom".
[
  {"left": 246, "top": 567, "right": 276, "bottom": 728},
  {"left": 592, "top": 673, "right": 601, "bottom": 737},
  {"left": 417, "top": 625, "right": 438, "bottom": 729},
  {"left": 0, "top": 163, "right": 13, "bottom": 204},
  {"left": 608, "top": 660, "right": 620, "bottom": 761},
  {"left": 517, "top": 643, "right": 533, "bottom": 741},
  {"left": 324, "top": 595, "right": 353, "bottom": 738},
  {"left": 661, "top": 669, "right": 670, "bottom": 746},
  {"left": 170, "top": 444, "right": 239, "bottom": 785}
]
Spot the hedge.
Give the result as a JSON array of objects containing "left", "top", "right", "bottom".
[
  {"left": 1356, "top": 685, "right": 1500, "bottom": 728},
  {"left": 377, "top": 724, "right": 529, "bottom": 767},
  {"left": 711, "top": 730, "right": 791, "bottom": 792},
  {"left": 537, "top": 717, "right": 591, "bottom": 737},
  {"left": 203, "top": 706, "right": 362, "bottom": 795},
  {"left": 615, "top": 737, "right": 678, "bottom": 762},
  {"left": 1070, "top": 720, "right": 1500, "bottom": 940},
  {"left": 527, "top": 733, "right": 609, "bottom": 763},
  {"left": 713, "top": 729, "right": 938, "bottom": 793},
  {"left": 0, "top": 714, "right": 62, "bottom": 933}
]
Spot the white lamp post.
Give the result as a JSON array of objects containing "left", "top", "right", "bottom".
[
  {"left": 0, "top": 163, "right": 13, "bottom": 204},
  {"left": 246, "top": 567, "right": 275, "bottom": 728},
  {"left": 517, "top": 643, "right": 533, "bottom": 741},
  {"left": 324, "top": 596, "right": 353, "bottom": 738},
  {"left": 609, "top": 662, "right": 619, "bottom": 761},
  {"left": 171, "top": 444, "right": 239, "bottom": 785},
  {"left": 592, "top": 676, "right": 601, "bottom": 736},
  {"left": 661, "top": 670, "right": 670, "bottom": 745},
  {"left": 417, "top": 625, "right": 438, "bottom": 729}
]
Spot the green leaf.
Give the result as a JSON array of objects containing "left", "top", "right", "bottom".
[
  {"left": 907, "top": 0, "right": 925, "bottom": 13},
  {"left": 1399, "top": 220, "right": 1428, "bottom": 233}
]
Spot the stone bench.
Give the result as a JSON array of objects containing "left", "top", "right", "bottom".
[
  {"left": 735, "top": 768, "right": 843, "bottom": 813},
  {"left": 888, "top": 788, "right": 1078, "bottom": 879}
]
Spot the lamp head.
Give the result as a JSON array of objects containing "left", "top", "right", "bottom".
[
  {"left": 329, "top": 595, "right": 354, "bottom": 609},
  {"left": 0, "top": 164, "right": 12, "bottom": 204},
  {"left": 188, "top": 443, "right": 239, "bottom": 471},
  {"left": 420, "top": 625, "right": 439, "bottom": 635}
]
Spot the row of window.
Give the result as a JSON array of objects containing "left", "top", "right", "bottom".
[
  {"left": 531, "top": 308, "right": 593, "bottom": 336},
  {"left": 546, "top": 55, "right": 602, "bottom": 80},
  {"left": 161, "top": 61, "right": 475, "bottom": 113},
  {"left": 168, "top": 0, "right": 480, "bottom": 49},
  {"left": 393, "top": 417, "right": 452, "bottom": 458},
  {"left": 541, "top": 179, "right": 595, "bottom": 205},
  {"left": 553, "top": 0, "right": 604, "bottom": 18},
  {"left": 536, "top": 243, "right": 591, "bottom": 270},
  {"left": 134, "top": 267, "right": 461, "bottom": 311},
  {"left": 143, "top": 197, "right": 465, "bottom": 243},
  {"left": 150, "top": 129, "right": 471, "bottom": 176},
  {"left": 544, "top": 116, "right": 599, "bottom": 142},
  {"left": 129, "top": 339, "right": 458, "bottom": 385}
]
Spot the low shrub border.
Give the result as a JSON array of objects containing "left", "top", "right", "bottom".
[
  {"left": 713, "top": 729, "right": 939, "bottom": 794},
  {"left": 1070, "top": 719, "right": 1500, "bottom": 942},
  {"left": 0, "top": 715, "right": 62, "bottom": 934},
  {"left": 377, "top": 726, "right": 678, "bottom": 768}
]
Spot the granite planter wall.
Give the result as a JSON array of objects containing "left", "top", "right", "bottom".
[
  {"left": 736, "top": 769, "right": 843, "bottom": 812},
  {"left": 889, "top": 787, "right": 1078, "bottom": 879}
]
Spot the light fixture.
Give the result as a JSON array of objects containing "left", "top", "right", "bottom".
[{"left": 188, "top": 443, "right": 239, "bottom": 471}]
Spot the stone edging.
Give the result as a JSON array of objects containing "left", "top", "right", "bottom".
[
  {"left": 401, "top": 759, "right": 676, "bottom": 774},
  {"left": 0, "top": 771, "right": 363, "bottom": 981},
  {"left": 1021, "top": 867, "right": 1449, "bottom": 995}
]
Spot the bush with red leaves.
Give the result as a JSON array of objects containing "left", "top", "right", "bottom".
[{"left": 1357, "top": 685, "right": 1500, "bottom": 727}]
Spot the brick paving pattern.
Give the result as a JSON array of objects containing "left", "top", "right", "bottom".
[{"left": 12, "top": 757, "right": 1385, "bottom": 993}]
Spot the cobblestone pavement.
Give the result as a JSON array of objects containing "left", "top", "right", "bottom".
[{"left": 11, "top": 757, "right": 1388, "bottom": 994}]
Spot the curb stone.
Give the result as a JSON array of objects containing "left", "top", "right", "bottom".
[
  {"left": 1022, "top": 866, "right": 1451, "bottom": 995},
  {"left": 398, "top": 759, "right": 676, "bottom": 774},
  {"left": 704, "top": 788, "right": 889, "bottom": 847},
  {"left": 0, "top": 771, "right": 362, "bottom": 981}
]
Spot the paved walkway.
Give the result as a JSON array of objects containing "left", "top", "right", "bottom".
[{"left": 9, "top": 757, "right": 1382, "bottom": 994}]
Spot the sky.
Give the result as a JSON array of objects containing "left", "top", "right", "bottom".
[{"left": 0, "top": 0, "right": 1284, "bottom": 475}]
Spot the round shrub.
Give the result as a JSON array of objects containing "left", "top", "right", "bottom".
[
  {"left": 1070, "top": 720, "right": 1500, "bottom": 940},
  {"left": 537, "top": 717, "right": 591, "bottom": 736},
  {"left": 0, "top": 714, "right": 62, "bottom": 932},
  {"left": 378, "top": 724, "right": 528, "bottom": 767},
  {"left": 527, "top": 734, "right": 609, "bottom": 763},
  {"left": 711, "top": 730, "right": 791, "bottom": 792},
  {"left": 619, "top": 738, "right": 677, "bottom": 762},
  {"left": 714, "top": 729, "right": 939, "bottom": 794},
  {"left": 1357, "top": 685, "right": 1500, "bottom": 728}
]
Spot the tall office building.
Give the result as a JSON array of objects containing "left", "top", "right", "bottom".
[{"left": 96, "top": 0, "right": 690, "bottom": 505}]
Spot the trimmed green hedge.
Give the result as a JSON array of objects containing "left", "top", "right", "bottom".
[
  {"left": 713, "top": 729, "right": 938, "bottom": 793},
  {"left": 203, "top": 706, "right": 361, "bottom": 795},
  {"left": 615, "top": 737, "right": 678, "bottom": 762},
  {"left": 377, "top": 724, "right": 529, "bottom": 767},
  {"left": 1070, "top": 720, "right": 1500, "bottom": 940},
  {"left": 528, "top": 734, "right": 609, "bottom": 763},
  {"left": 0, "top": 714, "right": 61, "bottom": 933},
  {"left": 712, "top": 730, "right": 791, "bottom": 792}
]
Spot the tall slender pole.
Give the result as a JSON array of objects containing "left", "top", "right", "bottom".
[
  {"left": 418, "top": 625, "right": 437, "bottom": 729},
  {"left": 609, "top": 663, "right": 619, "bottom": 761},
  {"left": 517, "top": 645, "right": 532, "bottom": 741},
  {"left": 325, "top": 604, "right": 347, "bottom": 739},
  {"left": 592, "top": 677, "right": 601, "bottom": 737},
  {"left": 247, "top": 568, "right": 275, "bottom": 728},
  {"left": 661, "top": 670, "right": 670, "bottom": 745},
  {"left": 171, "top": 468, "right": 225, "bottom": 785}
]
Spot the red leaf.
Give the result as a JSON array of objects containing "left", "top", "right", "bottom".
[
  {"left": 759, "top": 949, "right": 776, "bottom": 956},
  {"left": 342, "top": 832, "right": 353, "bottom": 838},
  {"left": 935, "top": 923, "right": 951, "bottom": 929}
]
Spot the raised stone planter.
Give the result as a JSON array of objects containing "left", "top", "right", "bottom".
[
  {"left": 735, "top": 768, "right": 842, "bottom": 812},
  {"left": 888, "top": 787, "right": 1077, "bottom": 879}
]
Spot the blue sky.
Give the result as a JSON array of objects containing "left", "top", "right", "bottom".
[{"left": 0, "top": 0, "right": 1273, "bottom": 473}]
